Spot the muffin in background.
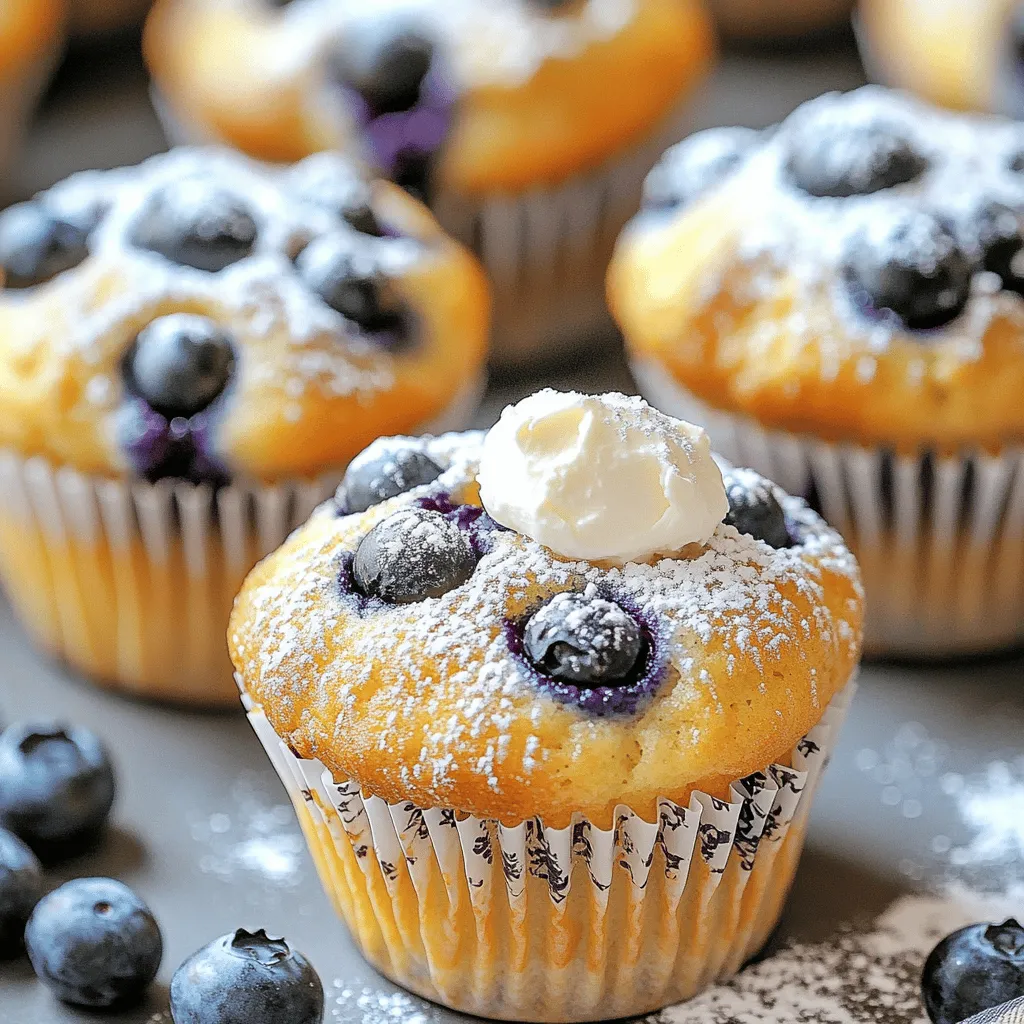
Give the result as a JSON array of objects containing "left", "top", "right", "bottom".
[
  {"left": 144, "top": 0, "right": 715, "bottom": 368},
  {"left": 231, "top": 389, "right": 863, "bottom": 1021},
  {"left": 0, "top": 147, "right": 489, "bottom": 704},
  {"left": 609, "top": 85, "right": 1024, "bottom": 656}
]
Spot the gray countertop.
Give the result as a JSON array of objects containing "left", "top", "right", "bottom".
[{"left": 5, "top": 27, "right": 1024, "bottom": 1024}]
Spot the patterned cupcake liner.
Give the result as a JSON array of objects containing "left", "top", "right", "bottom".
[
  {"left": 151, "top": 85, "right": 699, "bottom": 370},
  {"left": 0, "top": 372, "right": 484, "bottom": 704},
  {"left": 241, "top": 677, "right": 856, "bottom": 1021},
  {"left": 633, "top": 358, "right": 1024, "bottom": 658}
]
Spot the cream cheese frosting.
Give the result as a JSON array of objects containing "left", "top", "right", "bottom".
[{"left": 477, "top": 389, "right": 728, "bottom": 563}]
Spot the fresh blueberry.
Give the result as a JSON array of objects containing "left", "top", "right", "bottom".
[
  {"left": 338, "top": 440, "right": 442, "bottom": 513},
  {"left": 352, "top": 507, "right": 476, "bottom": 604},
  {"left": 170, "top": 928, "right": 324, "bottom": 1024},
  {"left": 296, "top": 234, "right": 407, "bottom": 335},
  {"left": 0, "top": 202, "right": 89, "bottom": 289},
  {"left": 643, "top": 127, "right": 759, "bottom": 212},
  {"left": 129, "top": 184, "right": 257, "bottom": 272},
  {"left": 785, "top": 118, "right": 927, "bottom": 198},
  {"left": 922, "top": 919, "right": 1024, "bottom": 1024},
  {"left": 0, "top": 828, "right": 43, "bottom": 959},
  {"left": 25, "top": 878, "right": 162, "bottom": 1009},
  {"left": 843, "top": 210, "right": 974, "bottom": 330},
  {"left": 124, "top": 314, "right": 235, "bottom": 420},
  {"left": 330, "top": 20, "right": 435, "bottom": 117},
  {"left": 0, "top": 723, "right": 115, "bottom": 863},
  {"left": 722, "top": 468, "right": 792, "bottom": 549},
  {"left": 524, "top": 591, "right": 644, "bottom": 686}
]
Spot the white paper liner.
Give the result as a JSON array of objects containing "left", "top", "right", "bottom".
[
  {"left": 0, "top": 371, "right": 484, "bottom": 703},
  {"left": 633, "top": 357, "right": 1024, "bottom": 657},
  {"left": 242, "top": 677, "right": 856, "bottom": 1021},
  {"left": 152, "top": 84, "right": 699, "bottom": 369}
]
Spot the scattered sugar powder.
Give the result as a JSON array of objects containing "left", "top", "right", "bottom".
[
  {"left": 330, "top": 982, "right": 445, "bottom": 1024},
  {"left": 188, "top": 771, "right": 305, "bottom": 893}
]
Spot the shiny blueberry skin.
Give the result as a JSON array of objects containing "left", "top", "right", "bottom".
[
  {"left": 170, "top": 929, "right": 324, "bottom": 1024},
  {"left": 338, "top": 442, "right": 442, "bottom": 513},
  {"left": 0, "top": 828, "right": 43, "bottom": 959},
  {"left": 124, "top": 314, "right": 235, "bottom": 420},
  {"left": 523, "top": 592, "right": 644, "bottom": 686},
  {"left": 352, "top": 507, "right": 476, "bottom": 604},
  {"left": 843, "top": 210, "right": 974, "bottom": 331},
  {"left": 785, "top": 120, "right": 927, "bottom": 198},
  {"left": 643, "top": 127, "right": 759, "bottom": 212},
  {"left": 26, "top": 878, "right": 162, "bottom": 1009},
  {"left": 922, "top": 920, "right": 1024, "bottom": 1024},
  {"left": 129, "top": 186, "right": 257, "bottom": 272},
  {"left": 0, "top": 723, "right": 115, "bottom": 864},
  {"left": 722, "top": 468, "right": 792, "bottom": 549},
  {"left": 0, "top": 202, "right": 89, "bottom": 289}
]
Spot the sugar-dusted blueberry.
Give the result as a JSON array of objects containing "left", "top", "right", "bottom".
[
  {"left": 125, "top": 314, "right": 235, "bottom": 420},
  {"left": 338, "top": 440, "right": 442, "bottom": 513},
  {"left": 170, "top": 928, "right": 324, "bottom": 1024},
  {"left": 0, "top": 723, "right": 115, "bottom": 864},
  {"left": 0, "top": 828, "right": 43, "bottom": 959},
  {"left": 922, "top": 919, "right": 1024, "bottom": 1024},
  {"left": 296, "top": 233, "right": 405, "bottom": 332},
  {"left": 352, "top": 507, "right": 476, "bottom": 604},
  {"left": 722, "top": 468, "right": 792, "bottom": 549},
  {"left": 524, "top": 591, "right": 644, "bottom": 687},
  {"left": 843, "top": 209, "right": 973, "bottom": 331},
  {"left": 25, "top": 878, "right": 162, "bottom": 1009},
  {"left": 974, "top": 201, "right": 1024, "bottom": 295},
  {"left": 129, "top": 183, "right": 257, "bottom": 272},
  {"left": 330, "top": 18, "right": 435, "bottom": 117},
  {"left": 643, "top": 127, "right": 759, "bottom": 212},
  {"left": 289, "top": 156, "right": 383, "bottom": 236},
  {"left": 785, "top": 118, "right": 927, "bottom": 198},
  {"left": 0, "top": 202, "right": 89, "bottom": 289}
]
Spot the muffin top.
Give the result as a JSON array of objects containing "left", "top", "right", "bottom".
[
  {"left": 230, "top": 391, "right": 863, "bottom": 829},
  {"left": 144, "top": 0, "right": 714, "bottom": 195},
  {"left": 0, "top": 147, "right": 489, "bottom": 482},
  {"left": 609, "top": 86, "right": 1024, "bottom": 452}
]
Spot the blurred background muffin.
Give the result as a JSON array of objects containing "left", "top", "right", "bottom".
[
  {"left": 144, "top": 0, "right": 716, "bottom": 370},
  {"left": 0, "top": 146, "right": 489, "bottom": 704}
]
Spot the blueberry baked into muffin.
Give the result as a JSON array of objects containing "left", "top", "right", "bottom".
[
  {"left": 144, "top": 0, "right": 714, "bottom": 367},
  {"left": 0, "top": 147, "right": 489, "bottom": 704},
  {"left": 232, "top": 389, "right": 863, "bottom": 1021},
  {"left": 609, "top": 86, "right": 1024, "bottom": 656},
  {"left": 858, "top": 0, "right": 1024, "bottom": 118}
]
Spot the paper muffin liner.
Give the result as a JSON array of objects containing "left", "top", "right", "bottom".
[
  {"left": 241, "top": 676, "right": 856, "bottom": 1022},
  {"left": 152, "top": 85, "right": 699, "bottom": 370},
  {"left": 633, "top": 358, "right": 1024, "bottom": 658},
  {"left": 0, "top": 372, "right": 484, "bottom": 705}
]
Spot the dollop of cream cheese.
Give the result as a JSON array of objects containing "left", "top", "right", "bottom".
[{"left": 477, "top": 390, "right": 728, "bottom": 563}]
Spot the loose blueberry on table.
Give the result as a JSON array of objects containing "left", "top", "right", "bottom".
[
  {"left": 0, "top": 722, "right": 116, "bottom": 864},
  {"left": 922, "top": 919, "right": 1024, "bottom": 1024},
  {"left": 722, "top": 468, "right": 792, "bottom": 549},
  {"left": 0, "top": 828, "right": 43, "bottom": 959},
  {"left": 25, "top": 877, "right": 163, "bottom": 1009},
  {"left": 0, "top": 202, "right": 89, "bottom": 289},
  {"left": 337, "top": 441, "right": 442, "bottom": 513},
  {"left": 352, "top": 506, "right": 477, "bottom": 604},
  {"left": 170, "top": 928, "right": 324, "bottom": 1024},
  {"left": 524, "top": 591, "right": 644, "bottom": 686}
]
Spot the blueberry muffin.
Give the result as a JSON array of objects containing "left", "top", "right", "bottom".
[
  {"left": 232, "top": 389, "right": 863, "bottom": 1021},
  {"left": 0, "top": 0, "right": 64, "bottom": 193},
  {"left": 0, "top": 147, "right": 489, "bottom": 704},
  {"left": 144, "top": 0, "right": 715, "bottom": 367},
  {"left": 609, "top": 86, "right": 1024, "bottom": 655},
  {"left": 858, "top": 0, "right": 1024, "bottom": 116}
]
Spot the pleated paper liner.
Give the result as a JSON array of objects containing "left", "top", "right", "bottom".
[
  {"left": 0, "top": 372, "right": 485, "bottom": 705},
  {"left": 151, "top": 85, "right": 698, "bottom": 370},
  {"left": 241, "top": 678, "right": 856, "bottom": 1022},
  {"left": 633, "top": 358, "right": 1024, "bottom": 658}
]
